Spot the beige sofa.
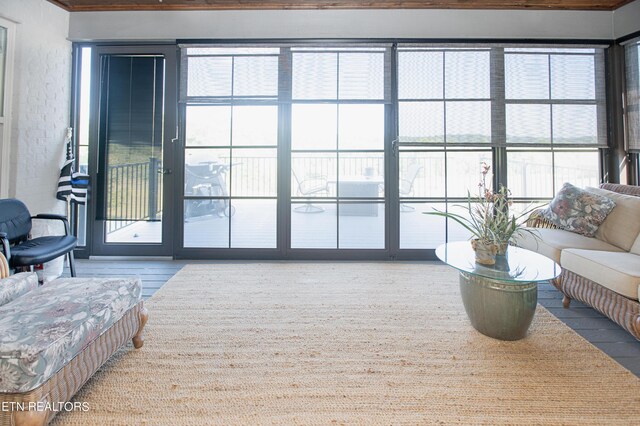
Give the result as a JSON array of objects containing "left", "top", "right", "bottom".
[{"left": 517, "top": 183, "right": 640, "bottom": 340}]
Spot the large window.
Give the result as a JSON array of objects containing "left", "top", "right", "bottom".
[
  {"left": 183, "top": 47, "right": 280, "bottom": 248},
  {"left": 397, "top": 47, "right": 493, "bottom": 249},
  {"left": 397, "top": 45, "right": 605, "bottom": 249},
  {"left": 625, "top": 38, "right": 640, "bottom": 184},
  {"left": 66, "top": 41, "right": 609, "bottom": 257},
  {"left": 505, "top": 47, "right": 604, "bottom": 199},
  {"left": 290, "top": 47, "right": 389, "bottom": 249}
]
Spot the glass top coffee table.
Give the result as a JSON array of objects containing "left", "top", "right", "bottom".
[{"left": 436, "top": 241, "right": 561, "bottom": 341}]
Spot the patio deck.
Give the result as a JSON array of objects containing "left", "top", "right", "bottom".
[{"left": 106, "top": 201, "right": 471, "bottom": 249}]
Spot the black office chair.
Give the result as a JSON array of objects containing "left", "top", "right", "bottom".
[{"left": 0, "top": 199, "right": 77, "bottom": 277}]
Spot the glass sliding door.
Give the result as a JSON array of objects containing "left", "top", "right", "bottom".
[
  {"left": 179, "top": 45, "right": 390, "bottom": 257},
  {"left": 396, "top": 47, "right": 493, "bottom": 249},
  {"left": 182, "top": 47, "right": 279, "bottom": 249},
  {"left": 290, "top": 47, "right": 389, "bottom": 250},
  {"left": 91, "top": 45, "right": 177, "bottom": 256}
]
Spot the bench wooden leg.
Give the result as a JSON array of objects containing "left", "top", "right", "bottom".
[
  {"left": 132, "top": 307, "right": 149, "bottom": 349},
  {"left": 562, "top": 295, "right": 571, "bottom": 308}
]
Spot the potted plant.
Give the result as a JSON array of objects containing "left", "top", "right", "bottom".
[{"left": 425, "top": 163, "right": 539, "bottom": 265}]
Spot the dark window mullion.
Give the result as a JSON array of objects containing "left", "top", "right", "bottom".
[{"left": 490, "top": 47, "right": 507, "bottom": 189}]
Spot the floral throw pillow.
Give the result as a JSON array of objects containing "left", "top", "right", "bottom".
[{"left": 542, "top": 182, "right": 616, "bottom": 237}]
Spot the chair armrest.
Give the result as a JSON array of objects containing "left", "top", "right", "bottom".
[
  {"left": 0, "top": 232, "right": 10, "bottom": 261},
  {"left": 525, "top": 209, "right": 559, "bottom": 229},
  {"left": 32, "top": 214, "right": 71, "bottom": 236}
]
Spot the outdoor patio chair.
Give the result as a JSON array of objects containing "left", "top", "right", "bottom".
[
  {"left": 292, "top": 169, "right": 329, "bottom": 213},
  {"left": 399, "top": 163, "right": 423, "bottom": 212},
  {"left": 0, "top": 199, "right": 77, "bottom": 277}
]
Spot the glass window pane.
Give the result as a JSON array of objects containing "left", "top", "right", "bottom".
[
  {"left": 446, "top": 101, "right": 491, "bottom": 143},
  {"left": 0, "top": 26, "right": 6, "bottom": 117},
  {"left": 291, "top": 104, "right": 337, "bottom": 150},
  {"left": 400, "top": 202, "right": 446, "bottom": 249},
  {"left": 338, "top": 153, "right": 384, "bottom": 199},
  {"left": 79, "top": 146, "right": 89, "bottom": 170},
  {"left": 398, "top": 102, "right": 444, "bottom": 143},
  {"left": 292, "top": 52, "right": 337, "bottom": 100},
  {"left": 78, "top": 47, "right": 92, "bottom": 146},
  {"left": 185, "top": 105, "right": 231, "bottom": 147},
  {"left": 187, "top": 56, "right": 232, "bottom": 97},
  {"left": 232, "top": 105, "right": 278, "bottom": 146},
  {"left": 292, "top": 153, "right": 337, "bottom": 198},
  {"left": 398, "top": 51, "right": 443, "bottom": 100},
  {"left": 446, "top": 152, "right": 492, "bottom": 198},
  {"left": 445, "top": 51, "right": 490, "bottom": 99},
  {"left": 505, "top": 54, "right": 549, "bottom": 100},
  {"left": 183, "top": 200, "right": 230, "bottom": 248},
  {"left": 338, "top": 104, "right": 384, "bottom": 150},
  {"left": 230, "top": 148, "right": 277, "bottom": 197},
  {"left": 446, "top": 202, "right": 475, "bottom": 242},
  {"left": 554, "top": 151, "right": 600, "bottom": 191},
  {"left": 184, "top": 148, "right": 230, "bottom": 196},
  {"left": 233, "top": 56, "right": 278, "bottom": 97},
  {"left": 507, "top": 151, "right": 554, "bottom": 198},
  {"left": 338, "top": 203, "right": 385, "bottom": 248},
  {"left": 551, "top": 55, "right": 595, "bottom": 100},
  {"left": 506, "top": 104, "right": 551, "bottom": 144},
  {"left": 399, "top": 151, "right": 445, "bottom": 198},
  {"left": 552, "top": 105, "right": 598, "bottom": 144},
  {"left": 626, "top": 43, "right": 640, "bottom": 151},
  {"left": 188, "top": 47, "right": 280, "bottom": 55},
  {"left": 105, "top": 220, "right": 162, "bottom": 244},
  {"left": 230, "top": 199, "right": 277, "bottom": 248},
  {"left": 506, "top": 48, "right": 595, "bottom": 54},
  {"left": 338, "top": 52, "right": 384, "bottom": 100},
  {"left": 291, "top": 202, "right": 337, "bottom": 248}
]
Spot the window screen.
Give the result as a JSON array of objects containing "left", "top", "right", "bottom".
[{"left": 626, "top": 38, "right": 640, "bottom": 153}]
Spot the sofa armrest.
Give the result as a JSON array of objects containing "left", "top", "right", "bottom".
[
  {"left": 0, "top": 272, "right": 39, "bottom": 307},
  {"left": 526, "top": 209, "right": 559, "bottom": 229}
]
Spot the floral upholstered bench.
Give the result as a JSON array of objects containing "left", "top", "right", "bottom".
[{"left": 0, "top": 273, "right": 148, "bottom": 426}]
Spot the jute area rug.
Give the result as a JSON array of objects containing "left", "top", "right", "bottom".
[{"left": 53, "top": 263, "right": 640, "bottom": 425}]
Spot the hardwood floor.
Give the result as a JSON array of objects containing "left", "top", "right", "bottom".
[{"left": 69, "top": 259, "right": 640, "bottom": 376}]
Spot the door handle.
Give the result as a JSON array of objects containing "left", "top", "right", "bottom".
[
  {"left": 158, "top": 168, "right": 172, "bottom": 175},
  {"left": 391, "top": 139, "right": 399, "bottom": 158}
]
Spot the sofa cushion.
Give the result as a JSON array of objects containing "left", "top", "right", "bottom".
[
  {"left": 560, "top": 249, "right": 640, "bottom": 300},
  {"left": 542, "top": 182, "right": 616, "bottom": 237},
  {"left": 0, "top": 272, "right": 38, "bottom": 307},
  {"left": 516, "top": 228, "right": 624, "bottom": 264},
  {"left": 586, "top": 187, "right": 640, "bottom": 251},
  {"left": 0, "top": 277, "right": 141, "bottom": 393}
]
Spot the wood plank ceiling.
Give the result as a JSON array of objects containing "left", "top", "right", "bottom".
[{"left": 48, "top": 0, "right": 634, "bottom": 11}]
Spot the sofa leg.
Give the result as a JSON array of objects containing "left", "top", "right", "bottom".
[
  {"left": 634, "top": 316, "right": 640, "bottom": 340},
  {"left": 562, "top": 295, "right": 571, "bottom": 308},
  {"left": 132, "top": 307, "right": 149, "bottom": 349},
  {"left": 13, "top": 408, "right": 47, "bottom": 426}
]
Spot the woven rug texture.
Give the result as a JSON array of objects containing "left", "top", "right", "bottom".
[{"left": 52, "top": 263, "right": 640, "bottom": 425}]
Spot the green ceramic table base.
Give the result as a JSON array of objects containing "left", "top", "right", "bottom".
[{"left": 459, "top": 271, "right": 538, "bottom": 341}]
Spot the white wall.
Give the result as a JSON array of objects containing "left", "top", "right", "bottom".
[
  {"left": 613, "top": 0, "right": 640, "bottom": 39},
  {"left": 0, "top": 0, "right": 71, "bottom": 216},
  {"left": 68, "top": 9, "right": 614, "bottom": 41}
]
